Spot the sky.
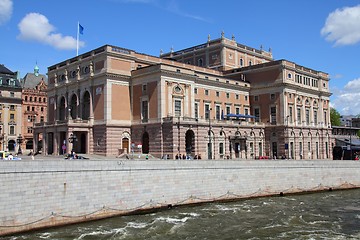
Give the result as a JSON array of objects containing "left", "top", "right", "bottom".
[{"left": 0, "top": 0, "right": 359, "bottom": 116}]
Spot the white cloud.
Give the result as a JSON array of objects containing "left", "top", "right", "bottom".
[
  {"left": 321, "top": 5, "right": 360, "bottom": 46},
  {"left": 331, "top": 78, "right": 360, "bottom": 115},
  {"left": 0, "top": 0, "right": 13, "bottom": 25},
  {"left": 17, "top": 13, "right": 84, "bottom": 50}
]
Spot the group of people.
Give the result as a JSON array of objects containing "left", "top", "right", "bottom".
[{"left": 175, "top": 154, "right": 201, "bottom": 160}]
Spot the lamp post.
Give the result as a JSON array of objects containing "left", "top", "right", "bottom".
[
  {"left": 350, "top": 120, "right": 353, "bottom": 160},
  {"left": 17, "top": 134, "right": 23, "bottom": 155},
  {"left": 285, "top": 115, "right": 289, "bottom": 159},
  {"left": 68, "top": 133, "right": 77, "bottom": 155},
  {"left": 207, "top": 107, "right": 212, "bottom": 159}
]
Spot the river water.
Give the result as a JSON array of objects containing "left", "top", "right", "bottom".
[{"left": 3, "top": 189, "right": 360, "bottom": 240}]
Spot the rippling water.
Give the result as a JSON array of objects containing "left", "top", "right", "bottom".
[{"left": 3, "top": 189, "right": 360, "bottom": 239}]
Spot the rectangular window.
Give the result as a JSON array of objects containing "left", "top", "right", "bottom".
[
  {"left": 40, "top": 116, "right": 44, "bottom": 122},
  {"left": 324, "top": 111, "right": 327, "bottom": 125},
  {"left": 297, "top": 107, "right": 301, "bottom": 123},
  {"left": 174, "top": 100, "right": 181, "bottom": 117},
  {"left": 205, "top": 89, "right": 209, "bottom": 96},
  {"left": 270, "top": 107, "right": 276, "bottom": 124},
  {"left": 289, "top": 106, "right": 293, "bottom": 123},
  {"left": 305, "top": 109, "right": 310, "bottom": 125},
  {"left": 299, "top": 142, "right": 303, "bottom": 158},
  {"left": 216, "top": 105, "right": 221, "bottom": 120},
  {"left": 205, "top": 104, "right": 210, "bottom": 120},
  {"left": 314, "top": 110, "right": 318, "bottom": 125},
  {"left": 235, "top": 107, "right": 240, "bottom": 115},
  {"left": 142, "top": 84, "right": 147, "bottom": 94},
  {"left": 270, "top": 94, "right": 275, "bottom": 100},
  {"left": 10, "top": 114, "right": 14, "bottom": 120},
  {"left": 245, "top": 96, "right": 248, "bottom": 101},
  {"left": 10, "top": 92, "right": 14, "bottom": 97},
  {"left": 226, "top": 106, "right": 231, "bottom": 116},
  {"left": 254, "top": 96, "right": 259, "bottom": 101},
  {"left": 235, "top": 94, "right": 239, "bottom": 100},
  {"left": 219, "top": 142, "right": 224, "bottom": 155},
  {"left": 254, "top": 108, "right": 260, "bottom": 122},
  {"left": 10, "top": 105, "right": 15, "bottom": 111},
  {"left": 9, "top": 126, "right": 15, "bottom": 135},
  {"left": 216, "top": 91, "right": 220, "bottom": 97},
  {"left": 194, "top": 88, "right": 198, "bottom": 94},
  {"left": 226, "top": 93, "right": 230, "bottom": 99},
  {"left": 194, "top": 103, "right": 199, "bottom": 119},
  {"left": 141, "top": 100, "right": 148, "bottom": 122}
]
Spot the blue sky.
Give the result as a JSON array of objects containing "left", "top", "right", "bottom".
[{"left": 1, "top": 0, "right": 359, "bottom": 115}]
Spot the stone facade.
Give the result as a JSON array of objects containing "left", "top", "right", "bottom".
[
  {"left": 37, "top": 35, "right": 332, "bottom": 159},
  {"left": 1, "top": 160, "right": 360, "bottom": 236}
]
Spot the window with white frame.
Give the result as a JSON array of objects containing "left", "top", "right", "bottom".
[
  {"left": 205, "top": 104, "right": 210, "bottom": 120},
  {"left": 254, "top": 108, "right": 260, "bottom": 122},
  {"left": 297, "top": 107, "right": 301, "bottom": 123},
  {"left": 314, "top": 110, "right": 318, "bottom": 125},
  {"left": 141, "top": 100, "right": 148, "bottom": 121},
  {"left": 194, "top": 102, "right": 199, "bottom": 119},
  {"left": 305, "top": 108, "right": 310, "bottom": 125},
  {"left": 219, "top": 142, "right": 224, "bottom": 155},
  {"left": 270, "top": 107, "right": 276, "bottom": 124},
  {"left": 226, "top": 106, "right": 231, "bottom": 116},
  {"left": 9, "top": 126, "right": 15, "bottom": 135},
  {"left": 174, "top": 100, "right": 181, "bottom": 117},
  {"left": 142, "top": 84, "right": 147, "bottom": 94},
  {"left": 215, "top": 105, "right": 221, "bottom": 120},
  {"left": 289, "top": 106, "right": 293, "bottom": 123}
]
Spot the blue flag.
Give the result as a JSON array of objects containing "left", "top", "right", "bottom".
[{"left": 79, "top": 24, "right": 84, "bottom": 35}]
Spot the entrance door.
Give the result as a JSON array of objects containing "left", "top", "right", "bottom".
[
  {"left": 122, "top": 138, "right": 129, "bottom": 154},
  {"left": 207, "top": 142, "right": 212, "bottom": 159},
  {"left": 142, "top": 132, "right": 149, "bottom": 154},
  {"left": 272, "top": 142, "right": 278, "bottom": 158},
  {"left": 234, "top": 142, "right": 240, "bottom": 158}
]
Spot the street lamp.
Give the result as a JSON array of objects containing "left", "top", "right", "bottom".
[
  {"left": 207, "top": 107, "right": 212, "bottom": 159},
  {"left": 17, "top": 134, "right": 23, "bottom": 155},
  {"left": 68, "top": 133, "right": 77, "bottom": 154},
  {"left": 285, "top": 115, "right": 289, "bottom": 159}
]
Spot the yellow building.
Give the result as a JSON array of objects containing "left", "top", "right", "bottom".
[
  {"left": 0, "top": 65, "right": 23, "bottom": 152},
  {"left": 37, "top": 34, "right": 332, "bottom": 159}
]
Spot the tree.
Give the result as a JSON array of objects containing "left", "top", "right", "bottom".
[{"left": 330, "top": 107, "right": 341, "bottom": 126}]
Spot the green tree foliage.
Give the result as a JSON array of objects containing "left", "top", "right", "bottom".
[{"left": 330, "top": 107, "right": 341, "bottom": 126}]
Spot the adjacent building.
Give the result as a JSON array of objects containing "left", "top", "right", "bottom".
[
  {"left": 21, "top": 65, "right": 48, "bottom": 153},
  {"left": 37, "top": 34, "right": 332, "bottom": 159},
  {"left": 0, "top": 65, "right": 22, "bottom": 152}
]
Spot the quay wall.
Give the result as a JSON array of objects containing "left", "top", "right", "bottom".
[{"left": 1, "top": 160, "right": 360, "bottom": 236}]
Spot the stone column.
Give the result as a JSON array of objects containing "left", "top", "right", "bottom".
[
  {"left": 184, "top": 85, "right": 189, "bottom": 117},
  {"left": 167, "top": 82, "right": 172, "bottom": 116}
]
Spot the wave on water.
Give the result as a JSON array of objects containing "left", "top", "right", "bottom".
[
  {"left": 179, "top": 212, "right": 200, "bottom": 217},
  {"left": 75, "top": 227, "right": 126, "bottom": 240},
  {"left": 155, "top": 216, "right": 190, "bottom": 224}
]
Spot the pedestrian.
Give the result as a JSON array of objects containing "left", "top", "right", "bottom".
[
  {"left": 8, "top": 153, "right": 13, "bottom": 160},
  {"left": 182, "top": 154, "right": 186, "bottom": 159}
]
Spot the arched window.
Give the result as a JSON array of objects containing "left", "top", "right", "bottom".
[{"left": 82, "top": 91, "right": 91, "bottom": 120}]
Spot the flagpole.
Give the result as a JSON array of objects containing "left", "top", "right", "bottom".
[{"left": 76, "top": 21, "right": 79, "bottom": 56}]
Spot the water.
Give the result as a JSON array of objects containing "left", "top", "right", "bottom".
[{"left": 3, "top": 189, "right": 360, "bottom": 240}]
